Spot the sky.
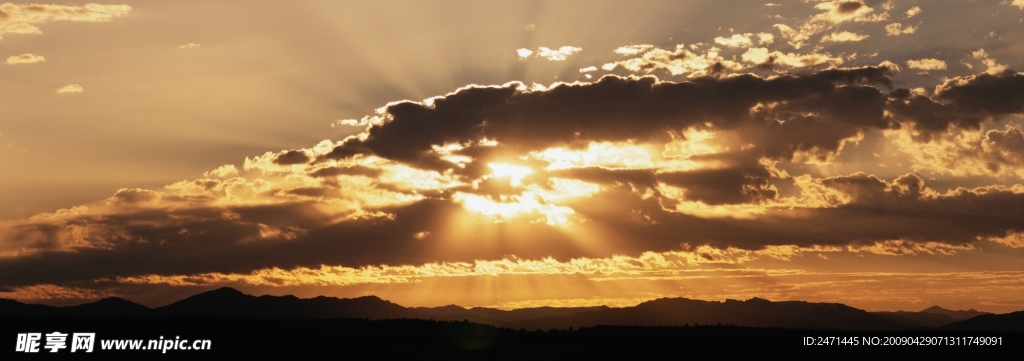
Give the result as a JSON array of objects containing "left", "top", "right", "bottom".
[{"left": 1, "top": 0, "right": 1024, "bottom": 313}]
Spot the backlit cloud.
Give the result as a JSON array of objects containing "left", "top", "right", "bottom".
[
  {"left": 906, "top": 58, "right": 946, "bottom": 71},
  {"left": 885, "top": 23, "right": 917, "bottom": 36},
  {"left": 820, "top": 31, "right": 868, "bottom": 43},
  {"left": 55, "top": 84, "right": 83, "bottom": 93},
  {"left": 5, "top": 53, "right": 45, "bottom": 64},
  {"left": 774, "top": 0, "right": 888, "bottom": 48},
  {"left": 0, "top": 2, "right": 131, "bottom": 39},
  {"left": 905, "top": 6, "right": 921, "bottom": 18},
  {"left": 535, "top": 46, "right": 582, "bottom": 61},
  {"left": 714, "top": 33, "right": 754, "bottom": 48}
]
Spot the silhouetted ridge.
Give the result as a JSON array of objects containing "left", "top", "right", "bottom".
[
  {"left": 63, "top": 297, "right": 150, "bottom": 317},
  {"left": 941, "top": 310, "right": 1024, "bottom": 332},
  {"left": 2, "top": 290, "right": 1021, "bottom": 332},
  {"left": 0, "top": 299, "right": 61, "bottom": 317},
  {"left": 154, "top": 288, "right": 423, "bottom": 319},
  {"left": 919, "top": 305, "right": 990, "bottom": 320}
]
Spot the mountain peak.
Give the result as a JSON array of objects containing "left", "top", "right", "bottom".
[
  {"left": 208, "top": 287, "right": 245, "bottom": 295},
  {"left": 921, "top": 305, "right": 949, "bottom": 313},
  {"left": 919, "top": 305, "right": 991, "bottom": 320}
]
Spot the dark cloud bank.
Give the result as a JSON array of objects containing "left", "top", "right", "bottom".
[{"left": 3, "top": 67, "right": 1024, "bottom": 288}]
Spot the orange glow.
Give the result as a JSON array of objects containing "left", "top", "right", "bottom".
[{"left": 486, "top": 163, "right": 533, "bottom": 186}]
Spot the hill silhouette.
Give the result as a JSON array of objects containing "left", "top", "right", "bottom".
[
  {"left": 873, "top": 305, "right": 991, "bottom": 329},
  {"left": 1, "top": 288, "right": 1019, "bottom": 332},
  {"left": 154, "top": 287, "right": 422, "bottom": 319},
  {"left": 920, "top": 305, "right": 991, "bottom": 319},
  {"left": 941, "top": 310, "right": 1024, "bottom": 332}
]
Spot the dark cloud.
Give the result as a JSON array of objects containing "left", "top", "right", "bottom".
[
  {"left": 0, "top": 199, "right": 592, "bottom": 287},
  {"left": 935, "top": 70, "right": 1024, "bottom": 117},
  {"left": 820, "top": 172, "right": 925, "bottom": 205},
  {"left": 308, "top": 165, "right": 383, "bottom": 179},
  {"left": 323, "top": 68, "right": 895, "bottom": 166},
  {"left": 888, "top": 71, "right": 1024, "bottom": 139},
  {"left": 547, "top": 167, "right": 658, "bottom": 190},
  {"left": 5, "top": 66, "right": 1024, "bottom": 293},
  {"left": 980, "top": 126, "right": 1024, "bottom": 174},
  {"left": 105, "top": 188, "right": 160, "bottom": 206},
  {"left": 274, "top": 150, "right": 311, "bottom": 165},
  {"left": 4, "top": 169, "right": 1022, "bottom": 289},
  {"left": 656, "top": 156, "right": 777, "bottom": 205},
  {"left": 836, "top": 1, "right": 864, "bottom": 14},
  {"left": 282, "top": 187, "right": 337, "bottom": 198}
]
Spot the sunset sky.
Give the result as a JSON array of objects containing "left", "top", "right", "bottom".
[{"left": 2, "top": 0, "right": 1024, "bottom": 313}]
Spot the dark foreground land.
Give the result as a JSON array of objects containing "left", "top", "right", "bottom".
[{"left": 1, "top": 317, "right": 1019, "bottom": 358}]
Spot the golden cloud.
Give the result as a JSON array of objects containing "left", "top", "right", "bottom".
[
  {"left": 6, "top": 53, "right": 45, "bottom": 64},
  {"left": 55, "top": 84, "right": 83, "bottom": 93},
  {"left": 0, "top": 3, "right": 131, "bottom": 39}
]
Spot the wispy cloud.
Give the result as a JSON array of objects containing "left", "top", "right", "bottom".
[
  {"left": 906, "top": 58, "right": 946, "bottom": 71},
  {"left": 820, "top": 31, "right": 868, "bottom": 43},
  {"left": 536, "top": 46, "right": 581, "bottom": 61},
  {"left": 885, "top": 23, "right": 917, "bottom": 36},
  {"left": 55, "top": 84, "right": 83, "bottom": 94},
  {"left": 6, "top": 53, "right": 45, "bottom": 64},
  {"left": 0, "top": 3, "right": 131, "bottom": 40}
]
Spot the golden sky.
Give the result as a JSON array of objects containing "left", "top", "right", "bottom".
[{"left": 2, "top": 0, "right": 1024, "bottom": 313}]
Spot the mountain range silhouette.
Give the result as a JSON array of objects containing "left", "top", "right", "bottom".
[{"left": 2, "top": 287, "right": 1020, "bottom": 332}]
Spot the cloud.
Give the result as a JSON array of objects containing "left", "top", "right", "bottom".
[
  {"left": 105, "top": 188, "right": 161, "bottom": 206},
  {"left": 884, "top": 23, "right": 916, "bottom": 36},
  {"left": 886, "top": 70, "right": 1024, "bottom": 139},
  {"left": 320, "top": 68, "right": 893, "bottom": 168},
  {"left": 847, "top": 240, "right": 975, "bottom": 256},
  {"left": 905, "top": 6, "right": 921, "bottom": 18},
  {"left": 535, "top": 46, "right": 582, "bottom": 61},
  {"left": 6, "top": 59, "right": 1024, "bottom": 302},
  {"left": 203, "top": 164, "right": 239, "bottom": 178},
  {"left": 933, "top": 70, "right": 1024, "bottom": 118},
  {"left": 6, "top": 53, "right": 45, "bottom": 64},
  {"left": 107, "top": 245, "right": 840, "bottom": 288},
  {"left": 273, "top": 149, "right": 312, "bottom": 165},
  {"left": 519, "top": 45, "right": 583, "bottom": 61},
  {"left": 2, "top": 21, "right": 42, "bottom": 35},
  {"left": 886, "top": 125, "right": 1024, "bottom": 178},
  {"left": 906, "top": 58, "right": 946, "bottom": 71},
  {"left": 614, "top": 44, "right": 653, "bottom": 55},
  {"left": 55, "top": 84, "right": 82, "bottom": 93},
  {"left": 820, "top": 31, "right": 868, "bottom": 42},
  {"left": 0, "top": 3, "right": 131, "bottom": 39},
  {"left": 1013, "top": 0, "right": 1024, "bottom": 10},
  {"left": 3, "top": 165, "right": 1021, "bottom": 289},
  {"left": 579, "top": 66, "right": 597, "bottom": 73},
  {"left": 971, "top": 49, "right": 1008, "bottom": 75},
  {"left": 607, "top": 45, "right": 743, "bottom": 77},
  {"left": 987, "top": 231, "right": 1024, "bottom": 248},
  {"left": 775, "top": 0, "right": 888, "bottom": 48},
  {"left": 0, "top": 284, "right": 114, "bottom": 301},
  {"left": 741, "top": 47, "right": 844, "bottom": 68},
  {"left": 178, "top": 43, "right": 200, "bottom": 49},
  {"left": 813, "top": 1, "right": 879, "bottom": 23},
  {"left": 714, "top": 33, "right": 754, "bottom": 48}
]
